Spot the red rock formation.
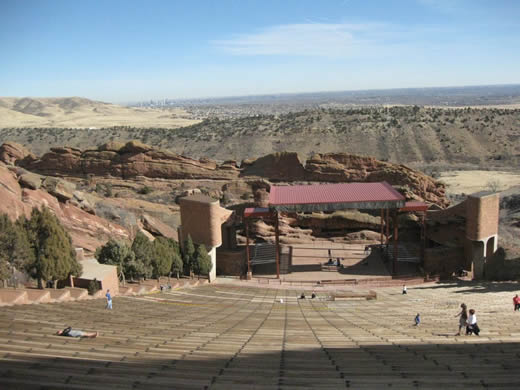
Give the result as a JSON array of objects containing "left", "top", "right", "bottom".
[
  {"left": 241, "top": 152, "right": 306, "bottom": 181},
  {"left": 0, "top": 163, "right": 129, "bottom": 254},
  {"left": 10, "top": 141, "right": 447, "bottom": 207},
  {"left": 20, "top": 142, "right": 240, "bottom": 180},
  {"left": 141, "top": 214, "right": 179, "bottom": 241},
  {"left": 0, "top": 142, "right": 35, "bottom": 165},
  {"left": 0, "top": 165, "right": 31, "bottom": 220},
  {"left": 304, "top": 153, "right": 448, "bottom": 207}
]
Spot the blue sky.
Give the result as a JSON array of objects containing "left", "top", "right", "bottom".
[{"left": 1, "top": 0, "right": 519, "bottom": 103}]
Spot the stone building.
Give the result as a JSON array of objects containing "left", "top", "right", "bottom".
[
  {"left": 425, "top": 191, "right": 499, "bottom": 279},
  {"left": 179, "top": 195, "right": 233, "bottom": 282}
]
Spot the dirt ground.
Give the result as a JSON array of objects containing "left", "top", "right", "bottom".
[{"left": 439, "top": 170, "right": 520, "bottom": 195}]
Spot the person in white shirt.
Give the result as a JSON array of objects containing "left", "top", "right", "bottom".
[{"left": 466, "top": 309, "right": 480, "bottom": 336}]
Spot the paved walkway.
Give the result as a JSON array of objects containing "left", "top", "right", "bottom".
[{"left": 1, "top": 281, "right": 520, "bottom": 389}]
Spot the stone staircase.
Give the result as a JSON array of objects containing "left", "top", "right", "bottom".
[{"left": 0, "top": 278, "right": 208, "bottom": 307}]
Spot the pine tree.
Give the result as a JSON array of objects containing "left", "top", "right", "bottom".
[
  {"left": 193, "top": 244, "right": 212, "bottom": 278},
  {"left": 183, "top": 234, "right": 196, "bottom": 276},
  {"left": 95, "top": 239, "right": 136, "bottom": 285},
  {"left": 24, "top": 207, "right": 82, "bottom": 289},
  {"left": 0, "top": 214, "right": 33, "bottom": 287},
  {"left": 151, "top": 237, "right": 174, "bottom": 279},
  {"left": 171, "top": 247, "right": 183, "bottom": 280},
  {"left": 131, "top": 231, "right": 154, "bottom": 279},
  {"left": 0, "top": 259, "right": 9, "bottom": 288},
  {"left": 158, "top": 237, "right": 183, "bottom": 279}
]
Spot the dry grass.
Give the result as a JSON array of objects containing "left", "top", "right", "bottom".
[
  {"left": 439, "top": 170, "right": 520, "bottom": 195},
  {"left": 0, "top": 97, "right": 199, "bottom": 128}
]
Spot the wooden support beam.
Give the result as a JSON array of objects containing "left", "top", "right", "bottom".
[
  {"left": 420, "top": 211, "right": 426, "bottom": 264},
  {"left": 386, "top": 208, "right": 390, "bottom": 244},
  {"left": 245, "top": 220, "right": 251, "bottom": 276},
  {"left": 275, "top": 212, "right": 280, "bottom": 279},
  {"left": 380, "top": 209, "right": 384, "bottom": 246},
  {"left": 393, "top": 210, "right": 398, "bottom": 275}
]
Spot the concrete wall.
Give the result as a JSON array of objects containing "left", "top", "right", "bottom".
[
  {"left": 466, "top": 192, "right": 499, "bottom": 241},
  {"left": 426, "top": 191, "right": 499, "bottom": 280},
  {"left": 179, "top": 195, "right": 231, "bottom": 248},
  {"left": 100, "top": 268, "right": 119, "bottom": 295},
  {"left": 424, "top": 247, "right": 465, "bottom": 277}
]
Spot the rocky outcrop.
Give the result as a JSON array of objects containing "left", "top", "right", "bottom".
[
  {"left": 0, "top": 164, "right": 30, "bottom": 220},
  {"left": 19, "top": 172, "right": 43, "bottom": 190},
  {"left": 4, "top": 142, "right": 449, "bottom": 208},
  {"left": 0, "top": 142, "right": 35, "bottom": 165},
  {"left": 294, "top": 211, "right": 382, "bottom": 234},
  {"left": 241, "top": 152, "right": 306, "bottom": 181},
  {"left": 20, "top": 142, "right": 240, "bottom": 180},
  {"left": 141, "top": 214, "right": 178, "bottom": 241},
  {"left": 304, "top": 154, "right": 448, "bottom": 207},
  {"left": 0, "top": 163, "right": 129, "bottom": 253}
]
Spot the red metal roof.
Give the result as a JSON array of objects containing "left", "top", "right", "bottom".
[
  {"left": 269, "top": 182, "right": 405, "bottom": 206},
  {"left": 244, "top": 207, "right": 272, "bottom": 218}
]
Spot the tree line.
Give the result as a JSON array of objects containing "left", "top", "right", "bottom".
[
  {"left": 95, "top": 232, "right": 212, "bottom": 284},
  {"left": 0, "top": 207, "right": 212, "bottom": 290},
  {"left": 0, "top": 208, "right": 81, "bottom": 289}
]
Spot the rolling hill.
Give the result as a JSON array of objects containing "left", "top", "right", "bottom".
[{"left": 0, "top": 97, "right": 199, "bottom": 128}]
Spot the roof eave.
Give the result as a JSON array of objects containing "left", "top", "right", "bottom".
[{"left": 270, "top": 200, "right": 406, "bottom": 213}]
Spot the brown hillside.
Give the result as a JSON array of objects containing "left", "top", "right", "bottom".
[{"left": 0, "top": 106, "right": 519, "bottom": 169}]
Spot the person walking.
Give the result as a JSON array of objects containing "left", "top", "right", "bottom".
[
  {"left": 402, "top": 285, "right": 407, "bottom": 295},
  {"left": 513, "top": 295, "right": 520, "bottom": 311},
  {"left": 105, "top": 289, "right": 112, "bottom": 310},
  {"left": 455, "top": 303, "right": 468, "bottom": 336},
  {"left": 466, "top": 309, "right": 480, "bottom": 336},
  {"left": 414, "top": 313, "right": 421, "bottom": 326}
]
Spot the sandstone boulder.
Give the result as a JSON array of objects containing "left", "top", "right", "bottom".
[
  {"left": 241, "top": 152, "right": 306, "bottom": 181},
  {"left": 141, "top": 214, "right": 179, "bottom": 241},
  {"left": 19, "top": 172, "right": 43, "bottom": 190},
  {"left": 120, "top": 140, "right": 153, "bottom": 154},
  {"left": 98, "top": 141, "right": 125, "bottom": 152},
  {"left": 42, "top": 177, "right": 76, "bottom": 201}
]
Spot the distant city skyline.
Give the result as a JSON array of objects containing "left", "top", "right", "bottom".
[{"left": 1, "top": 0, "right": 519, "bottom": 103}]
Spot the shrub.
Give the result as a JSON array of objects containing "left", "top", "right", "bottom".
[
  {"left": 88, "top": 278, "right": 101, "bottom": 295},
  {"left": 138, "top": 186, "right": 153, "bottom": 195},
  {"left": 193, "top": 244, "right": 212, "bottom": 277}
]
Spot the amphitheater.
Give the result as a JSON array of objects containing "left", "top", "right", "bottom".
[{"left": 2, "top": 279, "right": 520, "bottom": 389}]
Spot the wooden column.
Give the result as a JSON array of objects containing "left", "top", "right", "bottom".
[
  {"left": 385, "top": 208, "right": 390, "bottom": 244},
  {"left": 393, "top": 209, "right": 399, "bottom": 275},
  {"left": 275, "top": 211, "right": 280, "bottom": 279},
  {"left": 245, "top": 219, "right": 251, "bottom": 278},
  {"left": 380, "top": 209, "right": 384, "bottom": 245},
  {"left": 420, "top": 211, "right": 426, "bottom": 264}
]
